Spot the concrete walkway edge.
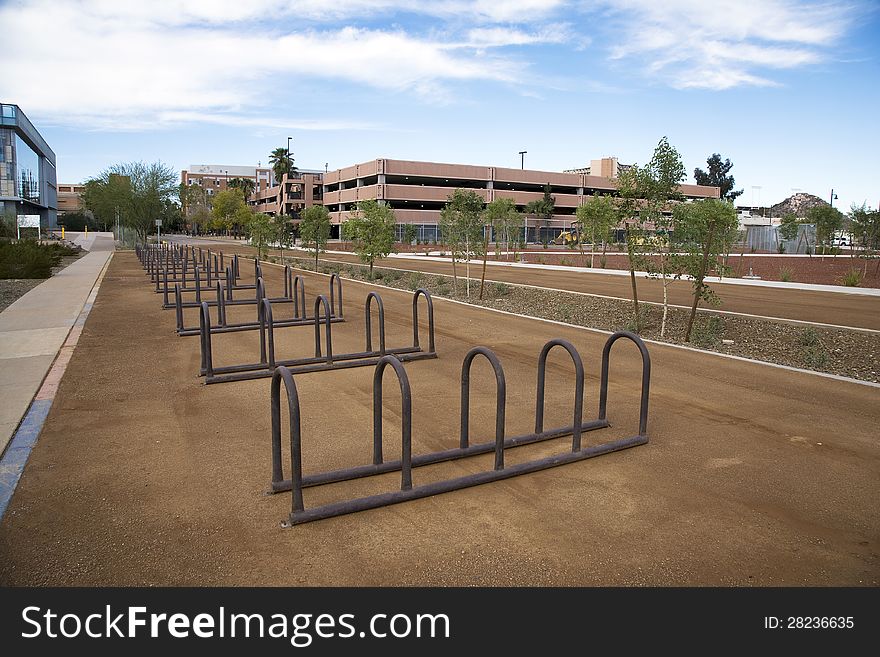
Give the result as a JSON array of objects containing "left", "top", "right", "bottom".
[{"left": 0, "top": 252, "right": 114, "bottom": 520}]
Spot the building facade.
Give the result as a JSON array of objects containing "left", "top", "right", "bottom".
[
  {"left": 57, "top": 183, "right": 85, "bottom": 214},
  {"left": 181, "top": 164, "right": 275, "bottom": 199},
  {"left": 249, "top": 170, "right": 324, "bottom": 218},
  {"left": 322, "top": 158, "right": 719, "bottom": 242},
  {"left": 0, "top": 103, "right": 58, "bottom": 230}
]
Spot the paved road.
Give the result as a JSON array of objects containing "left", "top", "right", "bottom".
[
  {"left": 1, "top": 252, "right": 877, "bottom": 586},
  {"left": 165, "top": 237, "right": 880, "bottom": 330}
]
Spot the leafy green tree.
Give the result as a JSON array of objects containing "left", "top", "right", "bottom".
[
  {"left": 640, "top": 136, "right": 686, "bottom": 337},
  {"left": 483, "top": 197, "right": 522, "bottom": 261},
  {"left": 179, "top": 182, "right": 210, "bottom": 233},
  {"left": 246, "top": 212, "right": 275, "bottom": 260},
  {"left": 615, "top": 163, "right": 648, "bottom": 330},
  {"left": 227, "top": 177, "right": 256, "bottom": 199},
  {"left": 575, "top": 195, "right": 616, "bottom": 268},
  {"left": 671, "top": 199, "right": 739, "bottom": 342},
  {"left": 439, "top": 189, "right": 485, "bottom": 297},
  {"left": 402, "top": 223, "right": 418, "bottom": 246},
  {"left": 190, "top": 206, "right": 211, "bottom": 235},
  {"left": 57, "top": 211, "right": 95, "bottom": 232},
  {"left": 273, "top": 214, "right": 294, "bottom": 262},
  {"left": 479, "top": 198, "right": 520, "bottom": 299},
  {"left": 694, "top": 153, "right": 743, "bottom": 202},
  {"left": 778, "top": 212, "right": 800, "bottom": 242},
  {"left": 343, "top": 199, "right": 396, "bottom": 278},
  {"left": 524, "top": 183, "right": 555, "bottom": 244},
  {"left": 806, "top": 204, "right": 844, "bottom": 252},
  {"left": 82, "top": 162, "right": 177, "bottom": 243},
  {"left": 269, "top": 147, "right": 296, "bottom": 183},
  {"left": 849, "top": 203, "right": 880, "bottom": 276},
  {"left": 211, "top": 188, "right": 247, "bottom": 234},
  {"left": 300, "top": 205, "right": 331, "bottom": 271}
]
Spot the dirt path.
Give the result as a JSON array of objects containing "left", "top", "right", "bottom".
[{"left": 0, "top": 252, "right": 877, "bottom": 585}]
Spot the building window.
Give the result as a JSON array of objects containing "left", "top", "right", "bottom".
[{"left": 14, "top": 134, "right": 40, "bottom": 202}]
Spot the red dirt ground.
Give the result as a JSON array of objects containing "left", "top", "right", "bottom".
[{"left": 0, "top": 252, "right": 877, "bottom": 586}]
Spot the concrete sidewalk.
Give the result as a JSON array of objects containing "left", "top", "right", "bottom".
[{"left": 0, "top": 232, "right": 115, "bottom": 455}]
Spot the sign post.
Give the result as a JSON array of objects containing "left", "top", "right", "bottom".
[
  {"left": 16, "top": 214, "right": 40, "bottom": 240},
  {"left": 155, "top": 219, "right": 162, "bottom": 244}
]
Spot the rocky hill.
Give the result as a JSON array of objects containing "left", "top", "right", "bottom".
[{"left": 770, "top": 192, "right": 829, "bottom": 218}]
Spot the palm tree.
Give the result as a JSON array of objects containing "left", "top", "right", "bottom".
[
  {"left": 269, "top": 147, "right": 296, "bottom": 184},
  {"left": 228, "top": 177, "right": 256, "bottom": 199}
]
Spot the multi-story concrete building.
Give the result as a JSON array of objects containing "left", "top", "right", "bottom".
[
  {"left": 56, "top": 183, "right": 85, "bottom": 214},
  {"left": 180, "top": 164, "right": 274, "bottom": 199},
  {"left": 322, "top": 158, "right": 719, "bottom": 242},
  {"left": 0, "top": 103, "right": 58, "bottom": 229},
  {"left": 249, "top": 170, "right": 324, "bottom": 219}
]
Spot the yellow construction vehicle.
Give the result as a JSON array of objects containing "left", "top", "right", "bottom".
[{"left": 553, "top": 229, "right": 581, "bottom": 246}]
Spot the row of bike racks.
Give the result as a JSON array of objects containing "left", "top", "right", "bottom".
[
  {"left": 269, "top": 334, "right": 651, "bottom": 526},
  {"left": 175, "top": 271, "right": 344, "bottom": 336},
  {"left": 199, "top": 288, "right": 437, "bottom": 384},
  {"left": 135, "top": 243, "right": 651, "bottom": 526}
]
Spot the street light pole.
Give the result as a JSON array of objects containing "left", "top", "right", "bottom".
[
  {"left": 519, "top": 150, "right": 527, "bottom": 169},
  {"left": 830, "top": 189, "right": 838, "bottom": 208}
]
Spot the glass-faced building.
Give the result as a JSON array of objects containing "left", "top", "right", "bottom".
[{"left": 0, "top": 103, "right": 58, "bottom": 230}]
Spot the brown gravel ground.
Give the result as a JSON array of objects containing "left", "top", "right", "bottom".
[
  {"left": 284, "top": 257, "right": 880, "bottom": 384},
  {"left": 0, "top": 251, "right": 878, "bottom": 587}
]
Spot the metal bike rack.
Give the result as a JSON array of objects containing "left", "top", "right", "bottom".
[
  {"left": 268, "top": 332, "right": 650, "bottom": 525},
  {"left": 200, "top": 288, "right": 437, "bottom": 384},
  {"left": 175, "top": 273, "right": 345, "bottom": 336}
]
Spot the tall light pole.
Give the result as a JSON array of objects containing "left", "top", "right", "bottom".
[
  {"left": 286, "top": 136, "right": 293, "bottom": 230},
  {"left": 830, "top": 189, "right": 838, "bottom": 208},
  {"left": 518, "top": 150, "right": 527, "bottom": 169}
]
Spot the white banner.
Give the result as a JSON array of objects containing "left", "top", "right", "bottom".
[{"left": 17, "top": 214, "right": 41, "bottom": 228}]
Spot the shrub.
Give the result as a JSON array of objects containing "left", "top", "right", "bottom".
[
  {"left": 841, "top": 268, "right": 862, "bottom": 287},
  {"left": 490, "top": 282, "right": 510, "bottom": 297},
  {"left": 802, "top": 345, "right": 828, "bottom": 368},
  {"left": 798, "top": 327, "right": 819, "bottom": 347},
  {"left": 777, "top": 242, "right": 786, "bottom": 254},
  {"left": 690, "top": 315, "right": 725, "bottom": 347},
  {"left": 779, "top": 267, "right": 793, "bottom": 282},
  {"left": 0, "top": 240, "right": 72, "bottom": 279}
]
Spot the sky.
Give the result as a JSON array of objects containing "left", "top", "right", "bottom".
[{"left": 2, "top": 0, "right": 878, "bottom": 211}]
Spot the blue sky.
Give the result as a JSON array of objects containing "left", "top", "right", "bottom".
[{"left": 2, "top": 0, "right": 878, "bottom": 211}]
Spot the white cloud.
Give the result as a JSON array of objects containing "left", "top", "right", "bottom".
[
  {"left": 0, "top": 1, "right": 546, "bottom": 131},
  {"left": 464, "top": 24, "right": 572, "bottom": 48},
  {"left": 597, "top": 0, "right": 854, "bottom": 89}
]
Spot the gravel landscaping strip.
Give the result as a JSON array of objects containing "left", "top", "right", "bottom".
[
  {"left": 0, "top": 279, "right": 43, "bottom": 313},
  {"left": 280, "top": 255, "right": 880, "bottom": 384}
]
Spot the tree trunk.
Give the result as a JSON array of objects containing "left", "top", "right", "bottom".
[
  {"left": 314, "top": 247, "right": 318, "bottom": 272},
  {"left": 625, "top": 226, "right": 640, "bottom": 330},
  {"left": 685, "top": 223, "right": 717, "bottom": 342},
  {"left": 465, "top": 236, "right": 470, "bottom": 299},
  {"left": 479, "top": 226, "right": 490, "bottom": 300},
  {"left": 660, "top": 253, "right": 668, "bottom": 338},
  {"left": 451, "top": 255, "right": 458, "bottom": 294},
  {"left": 369, "top": 259, "right": 374, "bottom": 279},
  {"left": 590, "top": 225, "right": 595, "bottom": 268}
]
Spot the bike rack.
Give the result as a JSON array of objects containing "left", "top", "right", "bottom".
[
  {"left": 200, "top": 288, "right": 437, "bottom": 384},
  {"left": 269, "top": 333, "right": 650, "bottom": 525},
  {"left": 174, "top": 273, "right": 344, "bottom": 335}
]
